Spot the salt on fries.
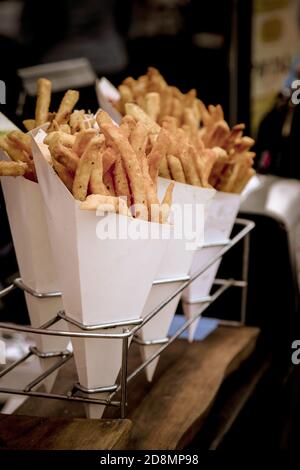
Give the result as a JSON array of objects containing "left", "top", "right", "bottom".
[
  {"left": 44, "top": 109, "right": 174, "bottom": 223},
  {"left": 112, "top": 68, "right": 256, "bottom": 194}
]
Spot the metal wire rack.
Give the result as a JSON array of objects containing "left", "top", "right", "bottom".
[{"left": 0, "top": 218, "right": 254, "bottom": 418}]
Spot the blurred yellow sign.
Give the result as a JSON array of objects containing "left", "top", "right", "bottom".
[{"left": 251, "top": 0, "right": 300, "bottom": 135}]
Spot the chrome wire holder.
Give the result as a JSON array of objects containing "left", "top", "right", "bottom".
[{"left": 0, "top": 218, "right": 254, "bottom": 418}]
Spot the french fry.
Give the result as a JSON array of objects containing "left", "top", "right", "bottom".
[
  {"left": 73, "top": 135, "right": 105, "bottom": 201},
  {"left": 167, "top": 155, "right": 186, "bottom": 184},
  {"left": 159, "top": 88, "right": 173, "bottom": 121},
  {"left": 203, "top": 120, "right": 230, "bottom": 148},
  {"left": 141, "top": 151, "right": 160, "bottom": 222},
  {"left": 80, "top": 194, "right": 131, "bottom": 216},
  {"left": 177, "top": 148, "right": 201, "bottom": 186},
  {"left": 96, "top": 109, "right": 115, "bottom": 128},
  {"left": 125, "top": 103, "right": 160, "bottom": 136},
  {"left": 23, "top": 119, "right": 36, "bottom": 131},
  {"left": 44, "top": 131, "right": 76, "bottom": 149},
  {"left": 171, "top": 97, "right": 183, "bottom": 123},
  {"left": 112, "top": 153, "right": 131, "bottom": 206},
  {"left": 161, "top": 116, "right": 178, "bottom": 133},
  {"left": 48, "top": 89, "right": 79, "bottom": 131},
  {"left": 35, "top": 78, "right": 52, "bottom": 126},
  {"left": 147, "top": 128, "right": 170, "bottom": 183},
  {"left": 72, "top": 129, "right": 97, "bottom": 156},
  {"left": 103, "top": 170, "right": 115, "bottom": 196},
  {"left": 160, "top": 181, "right": 174, "bottom": 224},
  {"left": 184, "top": 89, "right": 197, "bottom": 107},
  {"left": 218, "top": 163, "right": 242, "bottom": 193},
  {"left": 169, "top": 85, "right": 184, "bottom": 100},
  {"left": 100, "top": 122, "right": 147, "bottom": 219},
  {"left": 145, "top": 92, "right": 160, "bottom": 122},
  {"left": 130, "top": 121, "right": 160, "bottom": 220},
  {"left": 168, "top": 129, "right": 201, "bottom": 186},
  {"left": 49, "top": 120, "right": 60, "bottom": 131},
  {"left": 89, "top": 149, "right": 110, "bottom": 196},
  {"left": 223, "top": 123, "right": 246, "bottom": 151},
  {"left": 120, "top": 115, "right": 136, "bottom": 139},
  {"left": 159, "top": 156, "right": 171, "bottom": 180},
  {"left": 183, "top": 108, "right": 198, "bottom": 129},
  {"left": 148, "top": 67, "right": 167, "bottom": 92},
  {"left": 48, "top": 112, "right": 56, "bottom": 122},
  {"left": 129, "top": 120, "right": 148, "bottom": 158},
  {"left": 102, "top": 147, "right": 117, "bottom": 174},
  {"left": 7, "top": 131, "right": 32, "bottom": 154},
  {"left": 0, "top": 135, "right": 36, "bottom": 181},
  {"left": 209, "top": 160, "right": 225, "bottom": 188},
  {"left": 0, "top": 135, "right": 30, "bottom": 163},
  {"left": 193, "top": 147, "right": 219, "bottom": 187},
  {"left": 52, "top": 158, "right": 74, "bottom": 192},
  {"left": 0, "top": 161, "right": 27, "bottom": 177},
  {"left": 50, "top": 140, "right": 80, "bottom": 173},
  {"left": 70, "top": 110, "right": 85, "bottom": 133},
  {"left": 59, "top": 124, "right": 71, "bottom": 134},
  {"left": 232, "top": 168, "right": 255, "bottom": 194},
  {"left": 119, "top": 84, "right": 133, "bottom": 104},
  {"left": 123, "top": 76, "right": 136, "bottom": 90},
  {"left": 231, "top": 136, "right": 255, "bottom": 156}
]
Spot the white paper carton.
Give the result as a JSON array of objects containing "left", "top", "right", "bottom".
[
  {"left": 94, "top": 82, "right": 244, "bottom": 343},
  {"left": 95, "top": 78, "right": 122, "bottom": 125},
  {"left": 32, "top": 134, "right": 170, "bottom": 417},
  {"left": 0, "top": 162, "right": 69, "bottom": 391},
  {"left": 182, "top": 191, "right": 241, "bottom": 341},
  {"left": 138, "top": 178, "right": 215, "bottom": 381},
  {"left": 0, "top": 114, "right": 68, "bottom": 392}
]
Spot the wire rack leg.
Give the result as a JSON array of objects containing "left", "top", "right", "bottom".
[
  {"left": 240, "top": 232, "right": 250, "bottom": 325},
  {"left": 120, "top": 330, "right": 129, "bottom": 418}
]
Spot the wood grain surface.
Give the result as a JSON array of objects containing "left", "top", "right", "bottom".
[
  {"left": 11, "top": 326, "right": 260, "bottom": 450},
  {"left": 0, "top": 414, "right": 132, "bottom": 450}
]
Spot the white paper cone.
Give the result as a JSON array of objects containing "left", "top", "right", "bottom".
[
  {"left": 181, "top": 302, "right": 208, "bottom": 342},
  {"left": 182, "top": 191, "right": 241, "bottom": 341},
  {"left": 32, "top": 135, "right": 170, "bottom": 416},
  {"left": 0, "top": 114, "right": 68, "bottom": 390},
  {"left": 0, "top": 153, "right": 68, "bottom": 392},
  {"left": 95, "top": 78, "right": 122, "bottom": 124},
  {"left": 138, "top": 178, "right": 215, "bottom": 381}
]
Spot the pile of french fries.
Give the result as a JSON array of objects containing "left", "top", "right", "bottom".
[
  {"left": 0, "top": 78, "right": 94, "bottom": 180},
  {"left": 112, "top": 67, "right": 256, "bottom": 193},
  {"left": 0, "top": 77, "right": 174, "bottom": 223},
  {"left": 45, "top": 109, "right": 174, "bottom": 223}
]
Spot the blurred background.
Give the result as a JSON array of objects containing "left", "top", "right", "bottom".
[{"left": 0, "top": 0, "right": 300, "bottom": 449}]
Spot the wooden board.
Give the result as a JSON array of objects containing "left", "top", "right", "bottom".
[
  {"left": 14, "top": 325, "right": 260, "bottom": 450},
  {"left": 0, "top": 414, "right": 132, "bottom": 450},
  {"left": 108, "top": 326, "right": 260, "bottom": 449}
]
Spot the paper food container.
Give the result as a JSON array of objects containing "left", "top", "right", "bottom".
[
  {"left": 32, "top": 132, "right": 170, "bottom": 417},
  {"left": 0, "top": 115, "right": 68, "bottom": 392},
  {"left": 95, "top": 77, "right": 122, "bottom": 125},
  {"left": 182, "top": 190, "right": 241, "bottom": 341},
  {"left": 138, "top": 178, "right": 215, "bottom": 381}
]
